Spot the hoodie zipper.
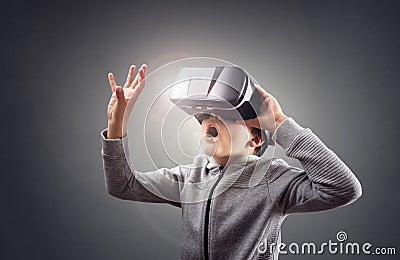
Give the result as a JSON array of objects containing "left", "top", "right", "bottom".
[{"left": 203, "top": 167, "right": 225, "bottom": 260}]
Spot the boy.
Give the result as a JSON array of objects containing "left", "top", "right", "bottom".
[{"left": 101, "top": 64, "right": 362, "bottom": 259}]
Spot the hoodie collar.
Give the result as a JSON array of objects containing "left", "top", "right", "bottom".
[
  {"left": 206, "top": 154, "right": 260, "bottom": 172},
  {"left": 205, "top": 154, "right": 271, "bottom": 188}
]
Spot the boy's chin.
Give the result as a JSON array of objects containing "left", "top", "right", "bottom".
[
  {"left": 201, "top": 144, "right": 217, "bottom": 157},
  {"left": 199, "top": 135, "right": 217, "bottom": 157}
]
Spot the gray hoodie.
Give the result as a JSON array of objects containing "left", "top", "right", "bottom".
[{"left": 100, "top": 117, "right": 362, "bottom": 259}]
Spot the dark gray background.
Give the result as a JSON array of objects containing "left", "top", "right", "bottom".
[{"left": 1, "top": 0, "right": 399, "bottom": 259}]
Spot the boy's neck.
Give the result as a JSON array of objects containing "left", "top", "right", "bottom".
[
  {"left": 213, "top": 156, "right": 229, "bottom": 167},
  {"left": 213, "top": 153, "right": 256, "bottom": 167}
]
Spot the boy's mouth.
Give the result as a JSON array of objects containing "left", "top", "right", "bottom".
[
  {"left": 205, "top": 123, "right": 219, "bottom": 141},
  {"left": 207, "top": 126, "right": 218, "bottom": 137}
]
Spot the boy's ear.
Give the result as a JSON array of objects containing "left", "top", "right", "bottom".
[{"left": 249, "top": 134, "right": 265, "bottom": 148}]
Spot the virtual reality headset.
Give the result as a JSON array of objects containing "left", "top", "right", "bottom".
[
  {"left": 169, "top": 66, "right": 262, "bottom": 121},
  {"left": 169, "top": 66, "right": 274, "bottom": 155}
]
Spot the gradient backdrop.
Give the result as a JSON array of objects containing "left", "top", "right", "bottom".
[{"left": 1, "top": 0, "right": 399, "bottom": 259}]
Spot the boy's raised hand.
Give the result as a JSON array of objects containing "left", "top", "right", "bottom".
[
  {"left": 107, "top": 64, "right": 147, "bottom": 139},
  {"left": 239, "top": 85, "right": 287, "bottom": 135}
]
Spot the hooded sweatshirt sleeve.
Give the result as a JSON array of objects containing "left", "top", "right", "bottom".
[
  {"left": 267, "top": 118, "right": 362, "bottom": 214},
  {"left": 100, "top": 129, "right": 182, "bottom": 207}
]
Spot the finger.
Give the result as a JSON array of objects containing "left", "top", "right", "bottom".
[
  {"left": 133, "top": 72, "right": 146, "bottom": 98},
  {"left": 130, "top": 69, "right": 140, "bottom": 88},
  {"left": 116, "top": 86, "right": 125, "bottom": 101},
  {"left": 254, "top": 85, "right": 271, "bottom": 99},
  {"left": 124, "top": 65, "right": 136, "bottom": 88},
  {"left": 141, "top": 64, "right": 148, "bottom": 73},
  {"left": 138, "top": 64, "right": 147, "bottom": 87},
  {"left": 113, "top": 87, "right": 127, "bottom": 122},
  {"left": 255, "top": 85, "right": 276, "bottom": 104},
  {"left": 108, "top": 72, "right": 117, "bottom": 92},
  {"left": 138, "top": 65, "right": 146, "bottom": 83},
  {"left": 131, "top": 64, "right": 147, "bottom": 89}
]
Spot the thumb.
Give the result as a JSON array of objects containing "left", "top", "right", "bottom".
[{"left": 113, "top": 87, "right": 127, "bottom": 122}]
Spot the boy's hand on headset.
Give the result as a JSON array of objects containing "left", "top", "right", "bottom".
[
  {"left": 106, "top": 64, "right": 147, "bottom": 139},
  {"left": 238, "top": 85, "right": 287, "bottom": 135}
]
